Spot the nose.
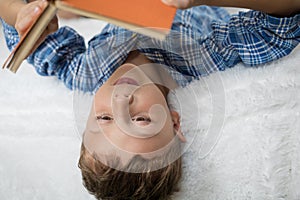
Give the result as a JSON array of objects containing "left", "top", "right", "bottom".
[
  {"left": 128, "top": 95, "right": 134, "bottom": 104},
  {"left": 114, "top": 93, "right": 134, "bottom": 104}
]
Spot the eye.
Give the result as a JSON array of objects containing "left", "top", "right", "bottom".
[
  {"left": 96, "top": 115, "right": 113, "bottom": 121},
  {"left": 132, "top": 115, "right": 151, "bottom": 122}
]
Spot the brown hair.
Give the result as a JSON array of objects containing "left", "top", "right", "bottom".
[{"left": 78, "top": 141, "right": 182, "bottom": 200}]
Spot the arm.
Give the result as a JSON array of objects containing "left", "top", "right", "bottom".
[
  {"left": 1, "top": 16, "right": 133, "bottom": 92},
  {"left": 206, "top": 10, "right": 300, "bottom": 67},
  {"left": 167, "top": 6, "right": 300, "bottom": 74},
  {"left": 162, "top": 0, "right": 300, "bottom": 17},
  {"left": 0, "top": 0, "right": 114, "bottom": 93}
]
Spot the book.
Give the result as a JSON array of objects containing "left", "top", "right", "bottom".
[{"left": 3, "top": 0, "right": 176, "bottom": 73}]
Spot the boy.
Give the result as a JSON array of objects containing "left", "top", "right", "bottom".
[{"left": 1, "top": 0, "right": 300, "bottom": 199}]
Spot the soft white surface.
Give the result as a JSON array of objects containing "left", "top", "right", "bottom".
[
  {"left": 0, "top": 18, "right": 104, "bottom": 200},
  {"left": 1, "top": 16, "right": 300, "bottom": 200},
  {"left": 172, "top": 47, "right": 300, "bottom": 200}
]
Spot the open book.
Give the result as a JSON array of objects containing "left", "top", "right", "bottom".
[{"left": 2, "top": 0, "right": 176, "bottom": 73}]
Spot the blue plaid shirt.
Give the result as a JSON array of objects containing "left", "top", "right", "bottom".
[{"left": 2, "top": 6, "right": 300, "bottom": 92}]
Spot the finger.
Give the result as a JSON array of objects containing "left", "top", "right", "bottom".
[
  {"left": 47, "top": 15, "right": 58, "bottom": 33},
  {"left": 16, "top": 7, "right": 41, "bottom": 34},
  {"left": 161, "top": 0, "right": 192, "bottom": 9},
  {"left": 15, "top": 0, "right": 48, "bottom": 36},
  {"left": 161, "top": 0, "right": 176, "bottom": 6}
]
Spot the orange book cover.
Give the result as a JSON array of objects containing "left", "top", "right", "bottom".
[{"left": 58, "top": 0, "right": 176, "bottom": 30}]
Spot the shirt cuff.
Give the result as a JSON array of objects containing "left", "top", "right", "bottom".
[
  {"left": 250, "top": 11, "right": 300, "bottom": 38},
  {"left": 0, "top": 18, "right": 20, "bottom": 51}
]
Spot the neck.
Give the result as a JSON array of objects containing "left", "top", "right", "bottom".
[
  {"left": 125, "top": 50, "right": 152, "bottom": 66},
  {"left": 125, "top": 51, "right": 178, "bottom": 94}
]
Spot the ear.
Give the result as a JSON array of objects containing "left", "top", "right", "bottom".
[{"left": 170, "top": 111, "right": 186, "bottom": 143}]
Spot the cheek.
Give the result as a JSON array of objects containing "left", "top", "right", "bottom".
[
  {"left": 95, "top": 86, "right": 111, "bottom": 99},
  {"left": 94, "top": 88, "right": 113, "bottom": 109},
  {"left": 162, "top": 118, "right": 175, "bottom": 139},
  {"left": 84, "top": 128, "right": 118, "bottom": 156},
  {"left": 136, "top": 85, "right": 167, "bottom": 104},
  {"left": 84, "top": 132, "right": 105, "bottom": 154}
]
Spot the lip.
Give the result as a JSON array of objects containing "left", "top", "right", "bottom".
[{"left": 114, "top": 77, "right": 139, "bottom": 86}]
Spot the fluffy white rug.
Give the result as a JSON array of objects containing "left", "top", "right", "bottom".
[
  {"left": 0, "top": 15, "right": 299, "bottom": 200},
  {"left": 171, "top": 46, "right": 300, "bottom": 200}
]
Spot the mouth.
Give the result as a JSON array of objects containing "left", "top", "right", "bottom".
[{"left": 114, "top": 77, "right": 139, "bottom": 86}]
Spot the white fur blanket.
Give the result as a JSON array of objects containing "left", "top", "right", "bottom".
[
  {"left": 172, "top": 46, "right": 300, "bottom": 200},
  {"left": 0, "top": 16, "right": 299, "bottom": 200}
]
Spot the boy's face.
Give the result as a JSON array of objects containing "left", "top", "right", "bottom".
[{"left": 84, "top": 63, "right": 185, "bottom": 160}]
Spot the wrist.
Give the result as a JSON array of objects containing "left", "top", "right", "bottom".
[
  {"left": 202, "top": 0, "right": 300, "bottom": 17},
  {"left": 260, "top": 0, "right": 300, "bottom": 17},
  {"left": 3, "top": 0, "right": 26, "bottom": 26}
]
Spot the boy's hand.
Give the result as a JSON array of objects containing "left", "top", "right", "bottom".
[
  {"left": 15, "top": 0, "right": 58, "bottom": 52},
  {"left": 161, "top": 0, "right": 197, "bottom": 9},
  {"left": 161, "top": 0, "right": 212, "bottom": 9}
]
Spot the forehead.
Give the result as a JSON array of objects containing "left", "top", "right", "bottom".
[{"left": 83, "top": 129, "right": 181, "bottom": 172}]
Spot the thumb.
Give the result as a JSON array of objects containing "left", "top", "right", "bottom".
[
  {"left": 161, "top": 0, "right": 192, "bottom": 9},
  {"left": 161, "top": 0, "right": 177, "bottom": 6},
  {"left": 15, "top": 0, "right": 48, "bottom": 36}
]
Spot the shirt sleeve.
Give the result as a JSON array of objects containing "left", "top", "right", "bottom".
[
  {"left": 1, "top": 18, "right": 20, "bottom": 51},
  {"left": 0, "top": 19, "right": 135, "bottom": 92},
  {"left": 199, "top": 10, "right": 300, "bottom": 72}
]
